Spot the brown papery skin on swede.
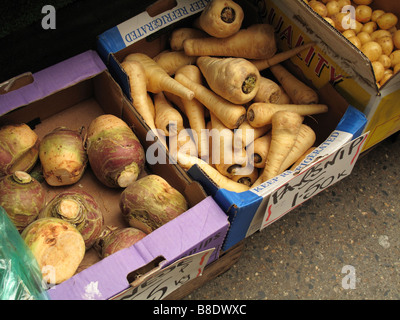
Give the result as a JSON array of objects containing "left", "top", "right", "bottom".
[
  {"left": 119, "top": 175, "right": 188, "bottom": 234},
  {"left": 87, "top": 115, "right": 145, "bottom": 188}
]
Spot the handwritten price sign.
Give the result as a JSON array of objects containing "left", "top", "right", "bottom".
[
  {"left": 111, "top": 248, "right": 214, "bottom": 300},
  {"left": 261, "top": 133, "right": 368, "bottom": 230}
]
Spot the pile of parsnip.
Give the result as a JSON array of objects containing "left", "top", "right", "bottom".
[
  {"left": 121, "top": 0, "right": 329, "bottom": 193},
  {"left": 304, "top": 0, "right": 400, "bottom": 87}
]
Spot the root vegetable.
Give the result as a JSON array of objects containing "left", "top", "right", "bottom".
[
  {"left": 372, "top": 61, "right": 385, "bottom": 82},
  {"left": 39, "top": 126, "right": 87, "bottom": 186},
  {"left": 278, "top": 124, "right": 316, "bottom": 174},
  {"left": 270, "top": 64, "right": 319, "bottom": 105},
  {"left": 164, "top": 91, "right": 186, "bottom": 114},
  {"left": 169, "top": 128, "right": 198, "bottom": 158},
  {"left": 0, "top": 171, "right": 45, "bottom": 232},
  {"left": 370, "top": 30, "right": 392, "bottom": 41},
  {"left": 290, "top": 147, "right": 316, "bottom": 170},
  {"left": 0, "top": 123, "right": 39, "bottom": 178},
  {"left": 390, "top": 50, "right": 400, "bottom": 68},
  {"left": 377, "top": 13, "right": 398, "bottom": 30},
  {"left": 197, "top": 56, "right": 261, "bottom": 104},
  {"left": 176, "top": 152, "right": 250, "bottom": 193},
  {"left": 247, "top": 102, "right": 328, "bottom": 127},
  {"left": 231, "top": 164, "right": 259, "bottom": 187},
  {"left": 233, "top": 120, "right": 271, "bottom": 149},
  {"left": 124, "top": 53, "right": 194, "bottom": 101},
  {"left": 153, "top": 50, "right": 197, "bottom": 76},
  {"left": 253, "top": 77, "right": 282, "bottom": 104},
  {"left": 174, "top": 72, "right": 246, "bottom": 129},
  {"left": 360, "top": 41, "right": 383, "bottom": 62},
  {"left": 174, "top": 65, "right": 208, "bottom": 160},
  {"left": 250, "top": 42, "right": 315, "bottom": 71},
  {"left": 87, "top": 114, "right": 145, "bottom": 188},
  {"left": 93, "top": 226, "right": 146, "bottom": 259},
  {"left": 193, "top": 0, "right": 244, "bottom": 38},
  {"left": 253, "top": 111, "right": 304, "bottom": 187},
  {"left": 120, "top": 175, "right": 188, "bottom": 234},
  {"left": 21, "top": 217, "right": 86, "bottom": 284},
  {"left": 210, "top": 113, "right": 248, "bottom": 178},
  {"left": 39, "top": 190, "right": 104, "bottom": 250},
  {"left": 276, "top": 87, "right": 292, "bottom": 104},
  {"left": 121, "top": 60, "right": 157, "bottom": 131},
  {"left": 170, "top": 27, "right": 208, "bottom": 51},
  {"left": 154, "top": 92, "right": 184, "bottom": 136},
  {"left": 360, "top": 21, "right": 377, "bottom": 34},
  {"left": 248, "top": 132, "right": 272, "bottom": 169},
  {"left": 393, "top": 30, "right": 400, "bottom": 50},
  {"left": 355, "top": 5, "right": 372, "bottom": 23},
  {"left": 183, "top": 24, "right": 277, "bottom": 59},
  {"left": 376, "top": 36, "right": 394, "bottom": 57}
]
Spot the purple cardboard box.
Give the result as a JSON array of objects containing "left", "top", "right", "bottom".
[{"left": 0, "top": 50, "right": 229, "bottom": 300}]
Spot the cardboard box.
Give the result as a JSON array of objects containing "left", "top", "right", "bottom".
[
  {"left": 0, "top": 50, "right": 229, "bottom": 300},
  {"left": 96, "top": 0, "right": 368, "bottom": 251},
  {"left": 257, "top": 0, "right": 400, "bottom": 151}
]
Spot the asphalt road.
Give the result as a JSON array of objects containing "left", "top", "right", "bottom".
[{"left": 185, "top": 134, "right": 400, "bottom": 300}]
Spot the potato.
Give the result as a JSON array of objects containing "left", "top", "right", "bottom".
[
  {"left": 394, "top": 63, "right": 400, "bottom": 74},
  {"left": 309, "top": 0, "right": 328, "bottom": 17},
  {"left": 342, "top": 29, "right": 356, "bottom": 39},
  {"left": 371, "top": 61, "right": 385, "bottom": 82},
  {"left": 376, "top": 36, "right": 394, "bottom": 56},
  {"left": 355, "top": 5, "right": 372, "bottom": 24},
  {"left": 371, "top": 29, "right": 392, "bottom": 41},
  {"left": 390, "top": 50, "right": 400, "bottom": 67},
  {"left": 332, "top": 12, "right": 355, "bottom": 32},
  {"left": 337, "top": 0, "right": 350, "bottom": 9},
  {"left": 324, "top": 17, "right": 336, "bottom": 27},
  {"left": 371, "top": 10, "right": 385, "bottom": 22},
  {"left": 378, "top": 54, "right": 392, "bottom": 69},
  {"left": 380, "top": 73, "right": 393, "bottom": 86},
  {"left": 377, "top": 13, "right": 398, "bottom": 30},
  {"left": 326, "top": 1, "right": 340, "bottom": 17},
  {"left": 354, "top": 20, "right": 364, "bottom": 34},
  {"left": 357, "top": 31, "right": 372, "bottom": 44},
  {"left": 393, "top": 30, "right": 400, "bottom": 49},
  {"left": 388, "top": 26, "right": 398, "bottom": 34},
  {"left": 361, "top": 41, "right": 383, "bottom": 62},
  {"left": 361, "top": 21, "right": 377, "bottom": 34},
  {"left": 348, "top": 36, "right": 362, "bottom": 49}
]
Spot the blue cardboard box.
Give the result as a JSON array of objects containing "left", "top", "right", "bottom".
[{"left": 96, "top": 0, "right": 368, "bottom": 250}]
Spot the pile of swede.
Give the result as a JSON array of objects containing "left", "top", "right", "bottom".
[
  {"left": 121, "top": 0, "right": 327, "bottom": 193},
  {"left": 304, "top": 0, "right": 400, "bottom": 87},
  {"left": 0, "top": 115, "right": 188, "bottom": 286}
]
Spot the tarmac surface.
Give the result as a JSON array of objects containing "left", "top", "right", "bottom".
[{"left": 185, "top": 134, "right": 400, "bottom": 300}]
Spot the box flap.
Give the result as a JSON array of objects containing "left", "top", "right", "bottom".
[
  {"left": 263, "top": 0, "right": 378, "bottom": 92},
  {"left": 0, "top": 50, "right": 106, "bottom": 117},
  {"left": 335, "top": 105, "right": 368, "bottom": 138},
  {"left": 47, "top": 196, "right": 228, "bottom": 300},
  {"left": 97, "top": 0, "right": 207, "bottom": 63}
]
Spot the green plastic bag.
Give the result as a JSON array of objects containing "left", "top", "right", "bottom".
[{"left": 0, "top": 206, "right": 48, "bottom": 300}]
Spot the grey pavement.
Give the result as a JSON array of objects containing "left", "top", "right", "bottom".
[{"left": 186, "top": 134, "right": 400, "bottom": 300}]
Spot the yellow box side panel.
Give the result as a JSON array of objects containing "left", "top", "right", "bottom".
[{"left": 363, "top": 90, "right": 400, "bottom": 150}]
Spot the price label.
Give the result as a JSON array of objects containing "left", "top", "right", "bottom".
[
  {"left": 111, "top": 248, "right": 214, "bottom": 300},
  {"left": 261, "top": 133, "right": 368, "bottom": 230}
]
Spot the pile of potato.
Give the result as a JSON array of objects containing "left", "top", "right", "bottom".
[{"left": 303, "top": 0, "right": 400, "bottom": 87}]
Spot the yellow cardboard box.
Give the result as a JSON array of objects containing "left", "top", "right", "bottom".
[{"left": 258, "top": 0, "right": 400, "bottom": 151}]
